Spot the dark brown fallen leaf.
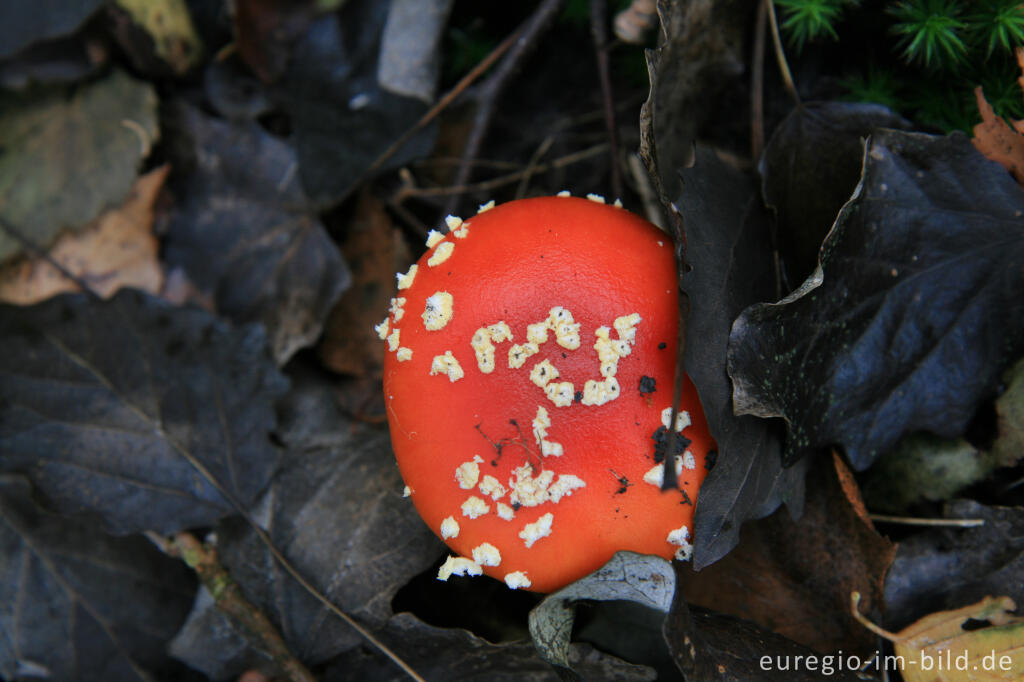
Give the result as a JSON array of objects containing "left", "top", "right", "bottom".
[
  {"left": 0, "top": 166, "right": 167, "bottom": 304},
  {"left": 319, "top": 190, "right": 411, "bottom": 377},
  {"left": 679, "top": 453, "right": 895, "bottom": 658}
]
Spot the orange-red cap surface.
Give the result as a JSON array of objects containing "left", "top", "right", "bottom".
[{"left": 380, "top": 195, "right": 714, "bottom": 593}]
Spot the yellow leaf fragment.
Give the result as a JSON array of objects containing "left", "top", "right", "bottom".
[{"left": 852, "top": 592, "right": 1024, "bottom": 681}]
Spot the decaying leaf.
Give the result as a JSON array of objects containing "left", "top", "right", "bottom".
[
  {"left": 0, "top": 289, "right": 288, "bottom": 535},
  {"left": 325, "top": 612, "right": 656, "bottom": 681},
  {"left": 665, "top": 596, "right": 863, "bottom": 681},
  {"left": 729, "top": 130, "right": 1024, "bottom": 470},
  {"left": 994, "top": 357, "right": 1024, "bottom": 467},
  {"left": 529, "top": 552, "right": 675, "bottom": 678},
  {"left": 0, "top": 474, "right": 195, "bottom": 682},
  {"left": 0, "top": 166, "right": 167, "bottom": 304},
  {"left": 111, "top": 0, "right": 203, "bottom": 74},
  {"left": 885, "top": 501, "right": 1024, "bottom": 631},
  {"left": 640, "top": 0, "right": 751, "bottom": 194},
  {"left": 761, "top": 101, "right": 912, "bottom": 283},
  {"left": 0, "top": 69, "right": 158, "bottom": 263},
  {"left": 171, "top": 372, "right": 442, "bottom": 672},
  {"left": 162, "top": 102, "right": 350, "bottom": 364},
  {"left": 319, "top": 191, "right": 410, "bottom": 376},
  {"left": 853, "top": 593, "right": 1024, "bottom": 681},
  {"left": 680, "top": 454, "right": 894, "bottom": 658},
  {"left": 674, "top": 146, "right": 807, "bottom": 569},
  {"left": 971, "top": 86, "right": 1024, "bottom": 188}
]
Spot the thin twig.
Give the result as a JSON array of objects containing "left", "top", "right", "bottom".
[
  {"left": 441, "top": 0, "right": 567, "bottom": 217},
  {"left": 0, "top": 217, "right": 102, "bottom": 299},
  {"left": 363, "top": 12, "right": 527, "bottom": 180},
  {"left": 170, "top": 532, "right": 317, "bottom": 682},
  {"left": 590, "top": 0, "right": 624, "bottom": 199},
  {"left": 868, "top": 514, "right": 985, "bottom": 528},
  {"left": 397, "top": 144, "right": 608, "bottom": 201},
  {"left": 515, "top": 135, "right": 556, "bottom": 198},
  {"left": 765, "top": 0, "right": 800, "bottom": 105},
  {"left": 750, "top": 0, "right": 767, "bottom": 161}
]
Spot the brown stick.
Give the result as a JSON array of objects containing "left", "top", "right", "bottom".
[
  {"left": 170, "top": 532, "right": 317, "bottom": 682},
  {"left": 590, "top": 0, "right": 624, "bottom": 200}
]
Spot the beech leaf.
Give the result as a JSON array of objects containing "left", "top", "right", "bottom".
[
  {"left": 0, "top": 289, "right": 288, "bottom": 534},
  {"left": 0, "top": 475, "right": 195, "bottom": 681},
  {"left": 729, "top": 130, "right": 1024, "bottom": 469}
]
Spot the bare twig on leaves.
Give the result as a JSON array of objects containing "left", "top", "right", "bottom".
[
  {"left": 441, "top": 0, "right": 567, "bottom": 218},
  {"left": 0, "top": 217, "right": 103, "bottom": 300},
  {"left": 590, "top": 0, "right": 624, "bottom": 200},
  {"left": 765, "top": 0, "right": 800, "bottom": 105},
  {"left": 164, "top": 532, "right": 317, "bottom": 682},
  {"left": 751, "top": 0, "right": 768, "bottom": 161}
]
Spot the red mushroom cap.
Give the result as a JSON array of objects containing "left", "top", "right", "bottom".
[{"left": 380, "top": 195, "right": 714, "bottom": 593}]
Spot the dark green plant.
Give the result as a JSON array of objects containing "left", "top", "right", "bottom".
[
  {"left": 775, "top": 0, "right": 1024, "bottom": 131},
  {"left": 968, "top": 0, "right": 1024, "bottom": 56},
  {"left": 774, "top": 0, "right": 857, "bottom": 51},
  {"left": 888, "top": 0, "right": 968, "bottom": 68}
]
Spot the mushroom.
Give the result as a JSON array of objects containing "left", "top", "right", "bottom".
[{"left": 380, "top": 194, "right": 715, "bottom": 593}]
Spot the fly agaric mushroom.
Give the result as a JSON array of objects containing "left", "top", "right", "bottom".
[{"left": 379, "top": 194, "right": 715, "bottom": 593}]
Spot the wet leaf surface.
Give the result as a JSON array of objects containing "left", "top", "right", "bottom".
[
  {"left": 761, "top": 101, "right": 912, "bottom": 283},
  {"left": 729, "top": 130, "right": 1024, "bottom": 469},
  {"left": 0, "top": 474, "right": 196, "bottom": 682},
  {"left": 676, "top": 146, "right": 808, "bottom": 569},
  {"left": 0, "top": 289, "right": 288, "bottom": 535},
  {"left": 0, "top": 69, "right": 157, "bottom": 263},
  {"left": 162, "top": 102, "right": 350, "bottom": 365}
]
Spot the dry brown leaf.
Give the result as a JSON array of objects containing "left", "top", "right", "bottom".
[
  {"left": 853, "top": 593, "right": 1024, "bottom": 681},
  {"left": 678, "top": 454, "right": 896, "bottom": 658},
  {"left": 971, "top": 86, "right": 1024, "bottom": 188},
  {"left": 0, "top": 166, "right": 167, "bottom": 304},
  {"left": 319, "top": 190, "right": 411, "bottom": 376}
]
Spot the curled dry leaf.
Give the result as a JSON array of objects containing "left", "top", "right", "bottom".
[
  {"left": 0, "top": 166, "right": 166, "bottom": 304},
  {"left": 971, "top": 86, "right": 1024, "bottom": 188}
]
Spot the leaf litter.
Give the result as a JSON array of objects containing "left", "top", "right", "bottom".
[{"left": 0, "top": 0, "right": 1023, "bottom": 679}]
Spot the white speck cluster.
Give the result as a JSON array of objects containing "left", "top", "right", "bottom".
[
  {"left": 661, "top": 407, "right": 691, "bottom": 433},
  {"left": 437, "top": 556, "right": 482, "bottom": 580},
  {"left": 519, "top": 513, "right": 554, "bottom": 548},
  {"left": 471, "top": 321, "right": 513, "bottom": 373},
  {"left": 643, "top": 456, "right": 684, "bottom": 488},
  {"left": 440, "top": 516, "right": 460, "bottom": 539},
  {"left": 388, "top": 297, "right": 407, "bottom": 322},
  {"left": 429, "top": 350, "right": 464, "bottom": 382},
  {"left": 461, "top": 496, "right": 489, "bottom": 519},
  {"left": 667, "top": 525, "right": 693, "bottom": 561},
  {"left": 422, "top": 291, "right": 454, "bottom": 331},
  {"left": 427, "top": 241, "right": 454, "bottom": 267},
  {"left": 396, "top": 264, "right": 418, "bottom": 290},
  {"left": 455, "top": 455, "right": 483, "bottom": 489},
  {"left": 504, "top": 571, "right": 531, "bottom": 589},
  {"left": 472, "top": 543, "right": 502, "bottom": 567}
]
